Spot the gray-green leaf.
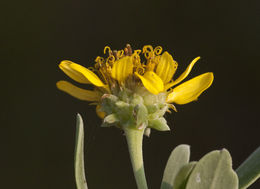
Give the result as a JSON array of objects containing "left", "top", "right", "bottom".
[
  {"left": 236, "top": 146, "right": 260, "bottom": 189},
  {"left": 161, "top": 145, "right": 190, "bottom": 189},
  {"left": 75, "top": 114, "right": 88, "bottom": 189},
  {"left": 186, "top": 149, "right": 238, "bottom": 189},
  {"left": 172, "top": 161, "right": 197, "bottom": 189}
]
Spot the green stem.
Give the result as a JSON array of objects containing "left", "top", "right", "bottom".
[{"left": 124, "top": 127, "right": 148, "bottom": 189}]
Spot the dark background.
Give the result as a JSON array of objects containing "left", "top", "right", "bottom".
[{"left": 2, "top": 0, "right": 260, "bottom": 188}]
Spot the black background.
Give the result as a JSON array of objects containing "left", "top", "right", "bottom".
[{"left": 2, "top": 0, "right": 260, "bottom": 188}]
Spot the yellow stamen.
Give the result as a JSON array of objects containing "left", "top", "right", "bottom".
[
  {"left": 134, "top": 49, "right": 142, "bottom": 55},
  {"left": 154, "top": 46, "right": 163, "bottom": 55},
  {"left": 143, "top": 45, "right": 154, "bottom": 59},
  {"left": 104, "top": 46, "right": 112, "bottom": 54},
  {"left": 107, "top": 55, "right": 115, "bottom": 63},
  {"left": 117, "top": 50, "right": 124, "bottom": 58}
]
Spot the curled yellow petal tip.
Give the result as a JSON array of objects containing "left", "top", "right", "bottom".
[{"left": 166, "top": 72, "right": 214, "bottom": 104}]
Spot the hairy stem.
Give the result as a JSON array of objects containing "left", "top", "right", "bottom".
[{"left": 124, "top": 127, "right": 148, "bottom": 189}]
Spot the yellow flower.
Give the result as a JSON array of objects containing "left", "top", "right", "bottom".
[{"left": 57, "top": 44, "right": 213, "bottom": 128}]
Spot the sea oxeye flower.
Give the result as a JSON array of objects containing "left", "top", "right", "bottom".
[
  {"left": 57, "top": 44, "right": 213, "bottom": 133},
  {"left": 57, "top": 44, "right": 214, "bottom": 189}
]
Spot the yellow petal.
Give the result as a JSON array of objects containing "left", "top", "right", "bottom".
[
  {"left": 111, "top": 56, "right": 134, "bottom": 83},
  {"left": 166, "top": 72, "right": 214, "bottom": 104},
  {"left": 56, "top": 80, "right": 101, "bottom": 101},
  {"left": 135, "top": 71, "right": 164, "bottom": 94},
  {"left": 59, "top": 60, "right": 91, "bottom": 84},
  {"left": 96, "top": 105, "right": 106, "bottom": 119},
  {"left": 156, "top": 51, "right": 178, "bottom": 83},
  {"left": 165, "top": 56, "right": 200, "bottom": 90},
  {"left": 69, "top": 63, "right": 105, "bottom": 87}
]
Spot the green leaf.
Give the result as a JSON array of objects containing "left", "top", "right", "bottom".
[
  {"left": 236, "top": 146, "right": 260, "bottom": 189},
  {"left": 161, "top": 145, "right": 190, "bottom": 189},
  {"left": 172, "top": 161, "right": 197, "bottom": 189},
  {"left": 186, "top": 149, "right": 238, "bottom": 189},
  {"left": 75, "top": 114, "right": 88, "bottom": 189}
]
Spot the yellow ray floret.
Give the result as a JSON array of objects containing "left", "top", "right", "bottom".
[
  {"left": 68, "top": 63, "right": 106, "bottom": 87},
  {"left": 111, "top": 56, "right": 134, "bottom": 83},
  {"left": 166, "top": 72, "right": 214, "bottom": 104},
  {"left": 56, "top": 80, "right": 101, "bottom": 101},
  {"left": 165, "top": 56, "right": 200, "bottom": 90},
  {"left": 156, "top": 52, "right": 178, "bottom": 84},
  {"left": 135, "top": 71, "right": 164, "bottom": 94},
  {"left": 59, "top": 60, "right": 91, "bottom": 84}
]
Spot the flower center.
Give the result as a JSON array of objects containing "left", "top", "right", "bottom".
[{"left": 92, "top": 44, "right": 163, "bottom": 91}]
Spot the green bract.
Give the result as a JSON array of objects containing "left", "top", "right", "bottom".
[{"left": 100, "top": 86, "right": 170, "bottom": 133}]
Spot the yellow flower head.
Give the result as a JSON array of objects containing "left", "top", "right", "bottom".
[{"left": 57, "top": 44, "right": 213, "bottom": 133}]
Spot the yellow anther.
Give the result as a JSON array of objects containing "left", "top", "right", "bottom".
[
  {"left": 95, "top": 56, "right": 105, "bottom": 69},
  {"left": 143, "top": 45, "right": 154, "bottom": 59},
  {"left": 95, "top": 56, "right": 105, "bottom": 63},
  {"left": 107, "top": 55, "right": 115, "bottom": 63},
  {"left": 94, "top": 63, "right": 99, "bottom": 69},
  {"left": 117, "top": 50, "right": 124, "bottom": 58},
  {"left": 106, "top": 66, "right": 112, "bottom": 73},
  {"left": 144, "top": 52, "right": 151, "bottom": 59},
  {"left": 104, "top": 46, "right": 112, "bottom": 54},
  {"left": 154, "top": 46, "right": 163, "bottom": 55},
  {"left": 134, "top": 49, "right": 142, "bottom": 55},
  {"left": 105, "top": 62, "right": 112, "bottom": 71},
  {"left": 142, "top": 45, "right": 153, "bottom": 53},
  {"left": 98, "top": 69, "right": 108, "bottom": 84},
  {"left": 132, "top": 53, "right": 140, "bottom": 60}
]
